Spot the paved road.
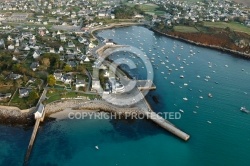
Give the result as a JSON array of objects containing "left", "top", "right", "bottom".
[{"left": 85, "top": 69, "right": 92, "bottom": 92}]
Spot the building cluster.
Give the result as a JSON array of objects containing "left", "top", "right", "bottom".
[
  {"left": 0, "top": 0, "right": 249, "bottom": 105},
  {"left": 130, "top": 0, "right": 250, "bottom": 26}
]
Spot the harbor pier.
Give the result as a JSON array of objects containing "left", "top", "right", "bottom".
[{"left": 93, "top": 44, "right": 190, "bottom": 141}]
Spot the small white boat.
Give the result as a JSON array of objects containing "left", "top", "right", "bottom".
[
  {"left": 183, "top": 97, "right": 188, "bottom": 101},
  {"left": 95, "top": 146, "right": 99, "bottom": 150},
  {"left": 180, "top": 75, "right": 184, "bottom": 78},
  {"left": 240, "top": 107, "right": 250, "bottom": 114},
  {"left": 208, "top": 93, "right": 213, "bottom": 98},
  {"left": 170, "top": 82, "right": 175, "bottom": 85},
  {"left": 184, "top": 83, "right": 188, "bottom": 86},
  {"left": 207, "top": 121, "right": 212, "bottom": 124},
  {"left": 179, "top": 109, "right": 184, "bottom": 113},
  {"left": 199, "top": 96, "right": 203, "bottom": 99}
]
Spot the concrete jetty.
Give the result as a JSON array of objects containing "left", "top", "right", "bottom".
[
  {"left": 24, "top": 89, "right": 47, "bottom": 165},
  {"left": 24, "top": 118, "right": 41, "bottom": 165},
  {"left": 143, "top": 111, "right": 190, "bottom": 141}
]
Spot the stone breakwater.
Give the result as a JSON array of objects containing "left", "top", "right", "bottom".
[
  {"left": 45, "top": 100, "right": 89, "bottom": 115},
  {"left": 0, "top": 106, "right": 35, "bottom": 125},
  {"left": 46, "top": 100, "right": 143, "bottom": 117},
  {"left": 74, "top": 101, "right": 144, "bottom": 116}
]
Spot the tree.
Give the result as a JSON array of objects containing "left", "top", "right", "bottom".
[
  {"left": 47, "top": 74, "right": 56, "bottom": 87},
  {"left": 225, "top": 27, "right": 231, "bottom": 32},
  {"left": 41, "top": 57, "right": 50, "bottom": 68},
  {"left": 27, "top": 90, "right": 39, "bottom": 106},
  {"left": 63, "top": 64, "right": 72, "bottom": 72},
  {"left": 77, "top": 65, "right": 87, "bottom": 74}
]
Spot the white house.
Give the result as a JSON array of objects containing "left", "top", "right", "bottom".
[
  {"left": 75, "top": 79, "right": 85, "bottom": 90},
  {"left": 53, "top": 72, "right": 62, "bottom": 81},
  {"left": 33, "top": 50, "right": 41, "bottom": 59},
  {"left": 7, "top": 35, "right": 13, "bottom": 41},
  {"left": 61, "top": 74, "right": 73, "bottom": 84},
  {"left": 59, "top": 46, "right": 64, "bottom": 52},
  {"left": 134, "top": 14, "right": 144, "bottom": 19},
  {"left": 34, "top": 103, "right": 44, "bottom": 119},
  {"left": 19, "top": 88, "right": 30, "bottom": 98},
  {"left": 84, "top": 57, "right": 90, "bottom": 62},
  {"left": 8, "top": 44, "right": 14, "bottom": 50},
  {"left": 24, "top": 45, "right": 30, "bottom": 51},
  {"left": 104, "top": 70, "right": 109, "bottom": 77},
  {"left": 78, "top": 36, "right": 87, "bottom": 43},
  {"left": 60, "top": 34, "right": 67, "bottom": 42}
]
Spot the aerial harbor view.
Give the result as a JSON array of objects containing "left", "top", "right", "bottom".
[{"left": 0, "top": 0, "right": 250, "bottom": 165}]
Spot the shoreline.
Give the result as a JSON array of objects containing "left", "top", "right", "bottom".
[
  {"left": 45, "top": 100, "right": 143, "bottom": 120},
  {"left": 0, "top": 106, "right": 35, "bottom": 126},
  {"left": 150, "top": 27, "right": 250, "bottom": 59},
  {"left": 90, "top": 22, "right": 144, "bottom": 40},
  {"left": 91, "top": 22, "right": 250, "bottom": 59}
]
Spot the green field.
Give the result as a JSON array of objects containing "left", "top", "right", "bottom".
[
  {"left": 126, "top": 3, "right": 165, "bottom": 16},
  {"left": 139, "top": 4, "right": 159, "bottom": 11},
  {"left": 174, "top": 26, "right": 199, "bottom": 33},
  {"left": 178, "top": 0, "right": 202, "bottom": 3},
  {"left": 204, "top": 21, "right": 250, "bottom": 35},
  {"left": 45, "top": 89, "right": 98, "bottom": 104}
]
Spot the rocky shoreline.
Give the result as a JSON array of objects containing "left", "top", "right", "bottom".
[
  {"left": 150, "top": 27, "right": 250, "bottom": 59},
  {"left": 0, "top": 106, "right": 35, "bottom": 126}
]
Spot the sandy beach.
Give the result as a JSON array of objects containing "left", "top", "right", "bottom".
[{"left": 49, "top": 108, "right": 99, "bottom": 120}]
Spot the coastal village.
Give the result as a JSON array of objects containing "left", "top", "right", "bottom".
[
  {"left": 0, "top": 0, "right": 249, "bottom": 120},
  {"left": 0, "top": 0, "right": 250, "bottom": 165}
]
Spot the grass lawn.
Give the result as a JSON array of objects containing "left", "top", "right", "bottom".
[
  {"left": 154, "top": 10, "right": 166, "bottom": 16},
  {"left": 203, "top": 21, "right": 250, "bottom": 35},
  {"left": 174, "top": 26, "right": 199, "bottom": 33},
  {"left": 126, "top": 3, "right": 165, "bottom": 16},
  {"left": 178, "top": 0, "right": 200, "bottom": 3},
  {"left": 76, "top": 74, "right": 89, "bottom": 82},
  {"left": 139, "top": 4, "right": 159, "bottom": 12},
  {"left": 0, "top": 86, "right": 14, "bottom": 93},
  {"left": 83, "top": 62, "right": 94, "bottom": 73},
  {"left": 53, "top": 84, "right": 65, "bottom": 89},
  {"left": 56, "top": 81, "right": 65, "bottom": 86},
  {"left": 10, "top": 92, "right": 29, "bottom": 109},
  {"left": 45, "top": 89, "right": 98, "bottom": 104}
]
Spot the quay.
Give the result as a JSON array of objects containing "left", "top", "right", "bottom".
[
  {"left": 24, "top": 118, "right": 41, "bottom": 165},
  {"left": 24, "top": 88, "right": 47, "bottom": 165},
  {"left": 143, "top": 111, "right": 190, "bottom": 141}
]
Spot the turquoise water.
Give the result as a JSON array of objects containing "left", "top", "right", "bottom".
[{"left": 1, "top": 26, "right": 250, "bottom": 166}]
